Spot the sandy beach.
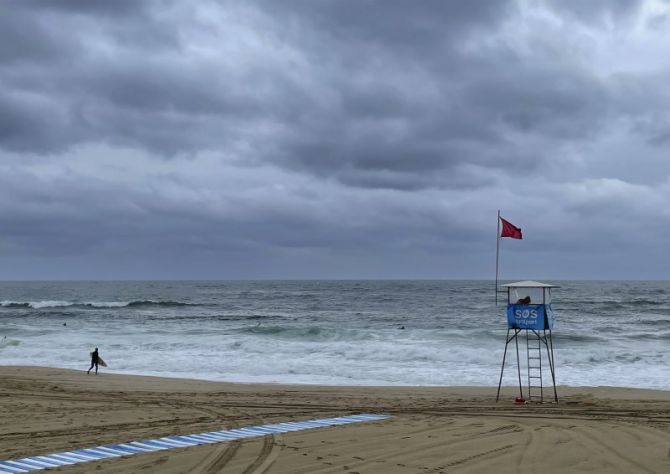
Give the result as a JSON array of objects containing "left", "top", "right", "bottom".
[{"left": 1, "top": 366, "right": 669, "bottom": 473}]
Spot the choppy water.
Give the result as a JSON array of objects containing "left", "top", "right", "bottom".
[{"left": 0, "top": 280, "right": 668, "bottom": 389}]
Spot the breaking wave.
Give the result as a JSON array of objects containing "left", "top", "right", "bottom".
[{"left": 0, "top": 300, "right": 200, "bottom": 309}]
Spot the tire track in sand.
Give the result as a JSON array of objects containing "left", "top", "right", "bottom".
[
  {"left": 193, "top": 432, "right": 280, "bottom": 474},
  {"left": 182, "top": 404, "right": 282, "bottom": 474},
  {"left": 243, "top": 433, "right": 283, "bottom": 474},
  {"left": 193, "top": 441, "right": 241, "bottom": 474},
  {"left": 514, "top": 424, "right": 536, "bottom": 473},
  {"left": 571, "top": 424, "right": 659, "bottom": 474}
]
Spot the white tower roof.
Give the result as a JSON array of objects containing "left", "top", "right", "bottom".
[{"left": 500, "top": 280, "right": 559, "bottom": 288}]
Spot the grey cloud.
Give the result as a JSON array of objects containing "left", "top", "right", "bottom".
[
  {"left": 1, "top": 1, "right": 670, "bottom": 278},
  {"left": 260, "top": 0, "right": 514, "bottom": 51},
  {"left": 1, "top": 0, "right": 526, "bottom": 187},
  {"left": 0, "top": 0, "right": 664, "bottom": 169},
  {"left": 0, "top": 9, "right": 72, "bottom": 64},
  {"left": 548, "top": 0, "right": 644, "bottom": 25},
  {"left": 465, "top": 68, "right": 611, "bottom": 139},
  {"left": 10, "top": 0, "right": 147, "bottom": 16},
  {"left": 0, "top": 89, "right": 76, "bottom": 152}
]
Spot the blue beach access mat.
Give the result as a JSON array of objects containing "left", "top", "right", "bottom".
[{"left": 0, "top": 414, "right": 389, "bottom": 473}]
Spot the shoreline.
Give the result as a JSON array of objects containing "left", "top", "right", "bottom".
[
  {"left": 5, "top": 363, "right": 670, "bottom": 395},
  {"left": 1, "top": 366, "right": 670, "bottom": 473}
]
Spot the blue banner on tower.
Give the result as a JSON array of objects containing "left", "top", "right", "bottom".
[{"left": 506, "top": 304, "right": 555, "bottom": 330}]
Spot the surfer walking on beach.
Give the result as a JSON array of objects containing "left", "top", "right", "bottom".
[{"left": 87, "top": 347, "right": 100, "bottom": 375}]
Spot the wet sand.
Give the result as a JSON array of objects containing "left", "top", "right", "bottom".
[{"left": 1, "top": 366, "right": 669, "bottom": 473}]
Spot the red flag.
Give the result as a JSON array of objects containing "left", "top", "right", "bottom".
[{"left": 500, "top": 217, "right": 522, "bottom": 239}]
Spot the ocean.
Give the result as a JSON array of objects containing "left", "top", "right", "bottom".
[{"left": 0, "top": 280, "right": 668, "bottom": 389}]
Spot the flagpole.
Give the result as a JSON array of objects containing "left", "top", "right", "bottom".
[{"left": 495, "top": 210, "right": 501, "bottom": 306}]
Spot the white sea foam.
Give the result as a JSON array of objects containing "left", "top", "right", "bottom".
[
  {"left": 1, "top": 300, "right": 130, "bottom": 309},
  {"left": 0, "top": 300, "right": 194, "bottom": 309}
]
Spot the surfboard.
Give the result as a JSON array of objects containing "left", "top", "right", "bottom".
[{"left": 91, "top": 352, "right": 107, "bottom": 367}]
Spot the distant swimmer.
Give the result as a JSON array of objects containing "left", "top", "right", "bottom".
[
  {"left": 517, "top": 296, "right": 531, "bottom": 304},
  {"left": 398, "top": 325, "right": 405, "bottom": 330},
  {"left": 87, "top": 347, "right": 100, "bottom": 375}
]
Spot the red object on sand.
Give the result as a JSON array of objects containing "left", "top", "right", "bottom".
[
  {"left": 514, "top": 397, "right": 526, "bottom": 404},
  {"left": 500, "top": 217, "right": 523, "bottom": 239}
]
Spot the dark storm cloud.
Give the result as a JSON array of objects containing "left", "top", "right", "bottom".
[
  {"left": 0, "top": 9, "right": 70, "bottom": 64},
  {"left": 1, "top": 0, "right": 527, "bottom": 186},
  {"left": 14, "top": 0, "right": 144, "bottom": 14},
  {"left": 259, "top": 0, "right": 512, "bottom": 48},
  {"left": 1, "top": 0, "right": 670, "bottom": 279},
  {"left": 0, "top": 0, "right": 634, "bottom": 186}
]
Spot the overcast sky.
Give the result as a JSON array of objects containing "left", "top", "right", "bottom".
[{"left": 1, "top": 0, "right": 670, "bottom": 280}]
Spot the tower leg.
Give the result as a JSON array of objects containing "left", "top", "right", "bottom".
[
  {"left": 496, "top": 328, "right": 511, "bottom": 402},
  {"left": 515, "top": 330, "right": 523, "bottom": 399},
  {"left": 545, "top": 329, "right": 558, "bottom": 402}
]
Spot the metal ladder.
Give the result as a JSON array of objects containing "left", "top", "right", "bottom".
[{"left": 526, "top": 330, "right": 543, "bottom": 402}]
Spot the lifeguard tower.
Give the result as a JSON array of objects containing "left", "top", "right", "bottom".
[{"left": 496, "top": 281, "right": 558, "bottom": 403}]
